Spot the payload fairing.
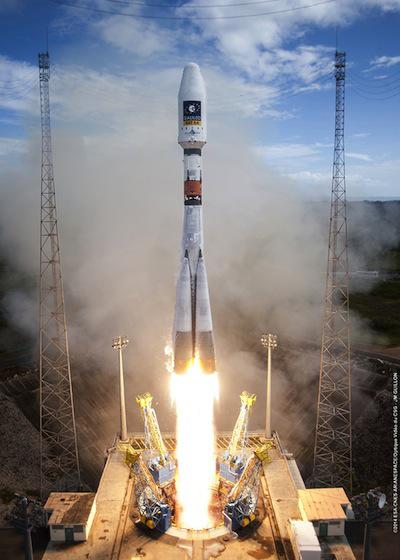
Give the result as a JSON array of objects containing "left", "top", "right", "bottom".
[{"left": 173, "top": 63, "right": 216, "bottom": 374}]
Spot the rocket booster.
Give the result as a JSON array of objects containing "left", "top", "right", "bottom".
[{"left": 173, "top": 63, "right": 216, "bottom": 374}]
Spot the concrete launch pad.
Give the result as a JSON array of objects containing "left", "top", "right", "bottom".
[{"left": 42, "top": 432, "right": 356, "bottom": 560}]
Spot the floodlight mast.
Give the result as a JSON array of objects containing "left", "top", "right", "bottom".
[
  {"left": 260, "top": 334, "right": 277, "bottom": 438},
  {"left": 112, "top": 335, "right": 129, "bottom": 441}
]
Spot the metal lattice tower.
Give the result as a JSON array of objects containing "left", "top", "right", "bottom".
[
  {"left": 313, "top": 51, "right": 352, "bottom": 493},
  {"left": 39, "top": 52, "right": 81, "bottom": 498}
]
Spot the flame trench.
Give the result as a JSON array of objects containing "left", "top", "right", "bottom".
[{"left": 170, "top": 358, "right": 218, "bottom": 529}]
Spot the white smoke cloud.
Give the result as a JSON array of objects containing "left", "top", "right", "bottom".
[
  {"left": 0, "top": 82, "right": 329, "bottom": 438},
  {"left": 0, "top": 57, "right": 398, "bottom": 447}
]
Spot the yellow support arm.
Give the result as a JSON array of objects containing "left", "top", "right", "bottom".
[
  {"left": 227, "top": 391, "right": 256, "bottom": 460},
  {"left": 136, "top": 393, "right": 168, "bottom": 465},
  {"left": 119, "top": 443, "right": 164, "bottom": 501},
  {"left": 228, "top": 443, "right": 274, "bottom": 502}
]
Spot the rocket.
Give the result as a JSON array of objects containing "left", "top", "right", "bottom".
[{"left": 173, "top": 63, "right": 216, "bottom": 374}]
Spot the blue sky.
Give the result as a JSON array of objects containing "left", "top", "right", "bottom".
[{"left": 0, "top": 0, "right": 399, "bottom": 198}]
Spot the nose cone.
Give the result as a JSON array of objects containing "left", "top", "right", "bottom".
[
  {"left": 178, "top": 63, "right": 207, "bottom": 148},
  {"left": 178, "top": 63, "right": 206, "bottom": 100}
]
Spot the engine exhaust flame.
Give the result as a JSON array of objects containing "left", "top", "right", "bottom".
[{"left": 170, "top": 356, "right": 218, "bottom": 529}]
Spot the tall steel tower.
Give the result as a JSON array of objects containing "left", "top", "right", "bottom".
[
  {"left": 313, "top": 51, "right": 352, "bottom": 493},
  {"left": 38, "top": 52, "right": 81, "bottom": 497}
]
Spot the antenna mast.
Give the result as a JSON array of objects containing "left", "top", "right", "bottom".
[
  {"left": 38, "top": 51, "right": 81, "bottom": 497},
  {"left": 313, "top": 51, "right": 352, "bottom": 493}
]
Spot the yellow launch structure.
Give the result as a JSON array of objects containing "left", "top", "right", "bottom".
[
  {"left": 220, "top": 391, "right": 257, "bottom": 486},
  {"left": 224, "top": 442, "right": 274, "bottom": 530},
  {"left": 118, "top": 443, "right": 171, "bottom": 531},
  {"left": 136, "top": 393, "right": 175, "bottom": 488},
  {"left": 136, "top": 393, "right": 168, "bottom": 465},
  {"left": 229, "top": 444, "right": 273, "bottom": 502},
  {"left": 227, "top": 392, "right": 256, "bottom": 461},
  {"left": 128, "top": 449, "right": 164, "bottom": 502}
]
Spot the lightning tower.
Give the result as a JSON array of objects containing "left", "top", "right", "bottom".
[
  {"left": 313, "top": 51, "right": 352, "bottom": 492},
  {"left": 38, "top": 52, "right": 80, "bottom": 497}
]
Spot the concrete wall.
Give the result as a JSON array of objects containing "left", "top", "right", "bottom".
[
  {"left": 314, "top": 520, "right": 345, "bottom": 537},
  {"left": 288, "top": 520, "right": 321, "bottom": 560},
  {"left": 86, "top": 495, "right": 97, "bottom": 537}
]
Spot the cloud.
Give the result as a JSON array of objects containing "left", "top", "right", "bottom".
[
  {"left": 371, "top": 54, "right": 400, "bottom": 68},
  {"left": 254, "top": 145, "right": 397, "bottom": 198},
  {"left": 285, "top": 156, "right": 400, "bottom": 199},
  {"left": 254, "top": 142, "right": 320, "bottom": 161},
  {"left": 286, "top": 169, "right": 331, "bottom": 185},
  {"left": 49, "top": 0, "right": 400, "bottom": 91},
  {"left": 194, "top": 20, "right": 334, "bottom": 84},
  {"left": 181, "top": 0, "right": 399, "bottom": 82},
  {"left": 0, "top": 137, "right": 27, "bottom": 157},
  {"left": 365, "top": 0, "right": 400, "bottom": 10},
  {"left": 347, "top": 152, "right": 372, "bottom": 162},
  {"left": 0, "top": 52, "right": 293, "bottom": 145},
  {"left": 353, "top": 132, "right": 371, "bottom": 138},
  {"left": 346, "top": 158, "right": 400, "bottom": 197},
  {"left": 257, "top": 45, "right": 334, "bottom": 83},
  {"left": 53, "top": 1, "right": 339, "bottom": 90},
  {"left": 94, "top": 15, "right": 178, "bottom": 58},
  {"left": 0, "top": 56, "right": 38, "bottom": 114},
  {"left": 48, "top": 0, "right": 400, "bottom": 125},
  {"left": 0, "top": 55, "right": 36, "bottom": 83}
]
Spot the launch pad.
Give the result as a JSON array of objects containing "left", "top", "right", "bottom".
[{"left": 42, "top": 430, "right": 356, "bottom": 560}]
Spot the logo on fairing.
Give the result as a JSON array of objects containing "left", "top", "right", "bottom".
[{"left": 183, "top": 101, "right": 201, "bottom": 125}]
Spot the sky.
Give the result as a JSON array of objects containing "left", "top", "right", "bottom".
[{"left": 0, "top": 0, "right": 399, "bottom": 198}]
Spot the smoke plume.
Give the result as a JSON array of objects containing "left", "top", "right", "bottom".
[{"left": 0, "top": 66, "right": 398, "bottom": 483}]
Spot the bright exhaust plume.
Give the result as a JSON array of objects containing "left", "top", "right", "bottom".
[{"left": 170, "top": 356, "right": 218, "bottom": 529}]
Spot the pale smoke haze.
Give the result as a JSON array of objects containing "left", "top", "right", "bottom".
[{"left": 0, "top": 72, "right": 398, "bottom": 461}]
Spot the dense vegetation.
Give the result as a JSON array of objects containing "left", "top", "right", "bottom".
[
  {"left": 351, "top": 275, "right": 400, "bottom": 346},
  {"left": 350, "top": 246, "right": 400, "bottom": 346}
]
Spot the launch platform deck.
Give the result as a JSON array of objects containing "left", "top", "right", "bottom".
[{"left": 43, "top": 432, "right": 356, "bottom": 560}]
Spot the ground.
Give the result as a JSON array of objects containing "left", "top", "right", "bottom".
[{"left": 0, "top": 392, "right": 41, "bottom": 525}]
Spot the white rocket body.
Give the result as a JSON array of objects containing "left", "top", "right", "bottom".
[{"left": 173, "top": 63, "right": 216, "bottom": 374}]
